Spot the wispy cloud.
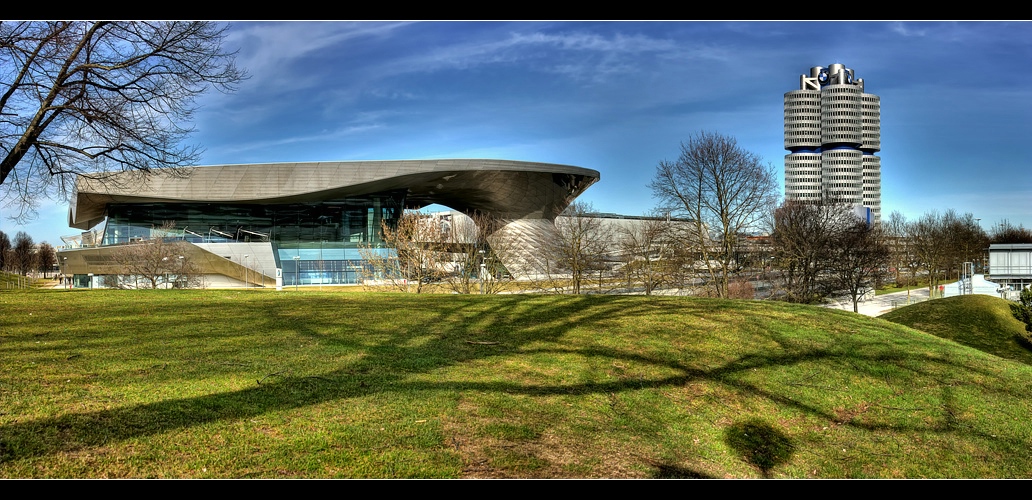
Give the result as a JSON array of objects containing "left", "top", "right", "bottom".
[
  {"left": 226, "top": 21, "right": 412, "bottom": 84},
  {"left": 384, "top": 27, "right": 719, "bottom": 76},
  {"left": 890, "top": 22, "right": 930, "bottom": 37},
  {"left": 211, "top": 122, "right": 385, "bottom": 157}
]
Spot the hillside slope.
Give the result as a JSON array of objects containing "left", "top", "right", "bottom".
[
  {"left": 2, "top": 290, "right": 1032, "bottom": 478},
  {"left": 880, "top": 295, "right": 1032, "bottom": 365}
]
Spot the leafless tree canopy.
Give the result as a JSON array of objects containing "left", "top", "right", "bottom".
[
  {"left": 358, "top": 210, "right": 523, "bottom": 294},
  {"left": 109, "top": 222, "right": 200, "bottom": 289},
  {"left": 991, "top": 220, "right": 1032, "bottom": 244},
  {"left": 36, "top": 241, "right": 55, "bottom": 277},
  {"left": 830, "top": 220, "right": 890, "bottom": 313},
  {"left": 619, "top": 214, "right": 673, "bottom": 295},
  {"left": 884, "top": 210, "right": 916, "bottom": 286},
  {"left": 439, "top": 211, "right": 513, "bottom": 295},
  {"left": 769, "top": 201, "right": 853, "bottom": 303},
  {"left": 0, "top": 21, "right": 245, "bottom": 220},
  {"left": 539, "top": 201, "right": 613, "bottom": 294},
  {"left": 10, "top": 230, "right": 36, "bottom": 275},
  {"left": 650, "top": 131, "right": 778, "bottom": 298},
  {"left": 359, "top": 211, "right": 449, "bottom": 293},
  {"left": 770, "top": 200, "right": 889, "bottom": 311},
  {"left": 909, "top": 210, "right": 988, "bottom": 292},
  {"left": 0, "top": 230, "right": 9, "bottom": 272}
]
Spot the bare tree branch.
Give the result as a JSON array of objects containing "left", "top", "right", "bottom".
[
  {"left": 650, "top": 131, "right": 779, "bottom": 298},
  {"left": 536, "top": 201, "right": 614, "bottom": 295},
  {"left": 0, "top": 21, "right": 245, "bottom": 221}
]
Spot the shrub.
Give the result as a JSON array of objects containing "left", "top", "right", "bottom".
[{"left": 1013, "top": 287, "right": 1032, "bottom": 333}]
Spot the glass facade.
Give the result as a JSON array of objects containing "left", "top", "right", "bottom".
[{"left": 97, "top": 192, "right": 406, "bottom": 285}]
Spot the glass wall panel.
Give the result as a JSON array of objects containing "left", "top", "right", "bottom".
[
  {"left": 101, "top": 192, "right": 405, "bottom": 247},
  {"left": 99, "top": 192, "right": 405, "bottom": 286}
]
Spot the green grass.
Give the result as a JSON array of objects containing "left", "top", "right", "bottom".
[
  {"left": 880, "top": 295, "right": 1032, "bottom": 365},
  {"left": 877, "top": 281, "right": 932, "bottom": 296},
  {"left": 876, "top": 284, "right": 918, "bottom": 295},
  {"left": 2, "top": 289, "right": 1032, "bottom": 478}
]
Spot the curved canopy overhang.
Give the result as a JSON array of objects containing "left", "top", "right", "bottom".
[{"left": 68, "top": 159, "right": 600, "bottom": 230}]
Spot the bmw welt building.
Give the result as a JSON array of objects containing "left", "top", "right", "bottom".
[{"left": 59, "top": 160, "right": 600, "bottom": 288}]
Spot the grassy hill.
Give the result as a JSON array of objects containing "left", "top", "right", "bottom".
[
  {"left": 0, "top": 272, "right": 54, "bottom": 290},
  {"left": 0, "top": 272, "right": 31, "bottom": 289},
  {"left": 880, "top": 295, "right": 1032, "bottom": 366},
  {"left": 2, "top": 289, "right": 1032, "bottom": 478}
]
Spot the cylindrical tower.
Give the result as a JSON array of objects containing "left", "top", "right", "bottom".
[
  {"left": 821, "top": 148, "right": 863, "bottom": 204},
  {"left": 784, "top": 152, "right": 821, "bottom": 201},
  {"left": 820, "top": 84, "right": 861, "bottom": 147},
  {"left": 784, "top": 90, "right": 821, "bottom": 150},
  {"left": 783, "top": 64, "right": 881, "bottom": 223},
  {"left": 861, "top": 93, "right": 881, "bottom": 153}
]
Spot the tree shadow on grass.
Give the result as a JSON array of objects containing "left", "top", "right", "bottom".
[
  {"left": 0, "top": 292, "right": 1024, "bottom": 475},
  {"left": 648, "top": 463, "right": 714, "bottom": 479},
  {"left": 0, "top": 294, "right": 684, "bottom": 464},
  {"left": 723, "top": 419, "right": 795, "bottom": 478}
]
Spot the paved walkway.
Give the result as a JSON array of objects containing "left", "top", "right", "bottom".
[{"left": 824, "top": 274, "right": 1007, "bottom": 317}]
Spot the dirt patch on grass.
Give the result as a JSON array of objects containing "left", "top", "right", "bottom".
[{"left": 444, "top": 399, "right": 651, "bottom": 478}]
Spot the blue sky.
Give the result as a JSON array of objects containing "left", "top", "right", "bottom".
[{"left": 4, "top": 21, "right": 1032, "bottom": 245}]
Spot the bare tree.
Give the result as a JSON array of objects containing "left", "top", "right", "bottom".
[
  {"left": 11, "top": 231, "right": 35, "bottom": 276},
  {"left": 941, "top": 211, "right": 988, "bottom": 280},
  {"left": 0, "top": 21, "right": 245, "bottom": 220},
  {"left": 439, "top": 212, "right": 482, "bottom": 294},
  {"left": 829, "top": 220, "right": 890, "bottom": 313},
  {"left": 36, "top": 241, "right": 56, "bottom": 278},
  {"left": 110, "top": 223, "right": 199, "bottom": 289},
  {"left": 619, "top": 214, "right": 672, "bottom": 295},
  {"left": 991, "top": 220, "right": 1032, "bottom": 244},
  {"left": 769, "top": 200, "right": 854, "bottom": 303},
  {"left": 650, "top": 131, "right": 779, "bottom": 298},
  {"left": 909, "top": 210, "right": 988, "bottom": 295},
  {"left": 658, "top": 222, "right": 708, "bottom": 294},
  {"left": 909, "top": 211, "right": 951, "bottom": 295},
  {"left": 541, "top": 201, "right": 613, "bottom": 294},
  {"left": 883, "top": 211, "right": 914, "bottom": 286},
  {"left": 359, "top": 211, "right": 448, "bottom": 293},
  {"left": 0, "top": 230, "right": 8, "bottom": 272},
  {"left": 440, "top": 211, "right": 515, "bottom": 295}
]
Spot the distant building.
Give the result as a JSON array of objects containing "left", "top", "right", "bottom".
[
  {"left": 426, "top": 209, "right": 696, "bottom": 270},
  {"left": 989, "top": 243, "right": 1032, "bottom": 290},
  {"left": 784, "top": 63, "right": 881, "bottom": 222}
]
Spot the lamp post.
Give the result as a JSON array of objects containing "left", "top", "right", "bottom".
[
  {"left": 243, "top": 254, "right": 249, "bottom": 289},
  {"left": 479, "top": 249, "right": 486, "bottom": 295},
  {"left": 293, "top": 255, "right": 301, "bottom": 291},
  {"left": 162, "top": 256, "right": 169, "bottom": 288}
]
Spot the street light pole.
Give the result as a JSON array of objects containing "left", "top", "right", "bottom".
[
  {"left": 243, "top": 254, "right": 249, "bottom": 289},
  {"left": 479, "top": 249, "right": 486, "bottom": 295},
  {"left": 293, "top": 255, "right": 300, "bottom": 291}
]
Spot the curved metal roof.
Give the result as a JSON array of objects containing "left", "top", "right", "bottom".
[{"left": 69, "top": 159, "right": 600, "bottom": 230}]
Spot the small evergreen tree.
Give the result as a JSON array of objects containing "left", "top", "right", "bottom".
[{"left": 1016, "top": 287, "right": 1032, "bottom": 332}]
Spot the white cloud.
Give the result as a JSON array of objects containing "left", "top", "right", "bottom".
[
  {"left": 225, "top": 21, "right": 412, "bottom": 85},
  {"left": 212, "top": 123, "right": 385, "bottom": 156},
  {"left": 890, "top": 22, "right": 929, "bottom": 37}
]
